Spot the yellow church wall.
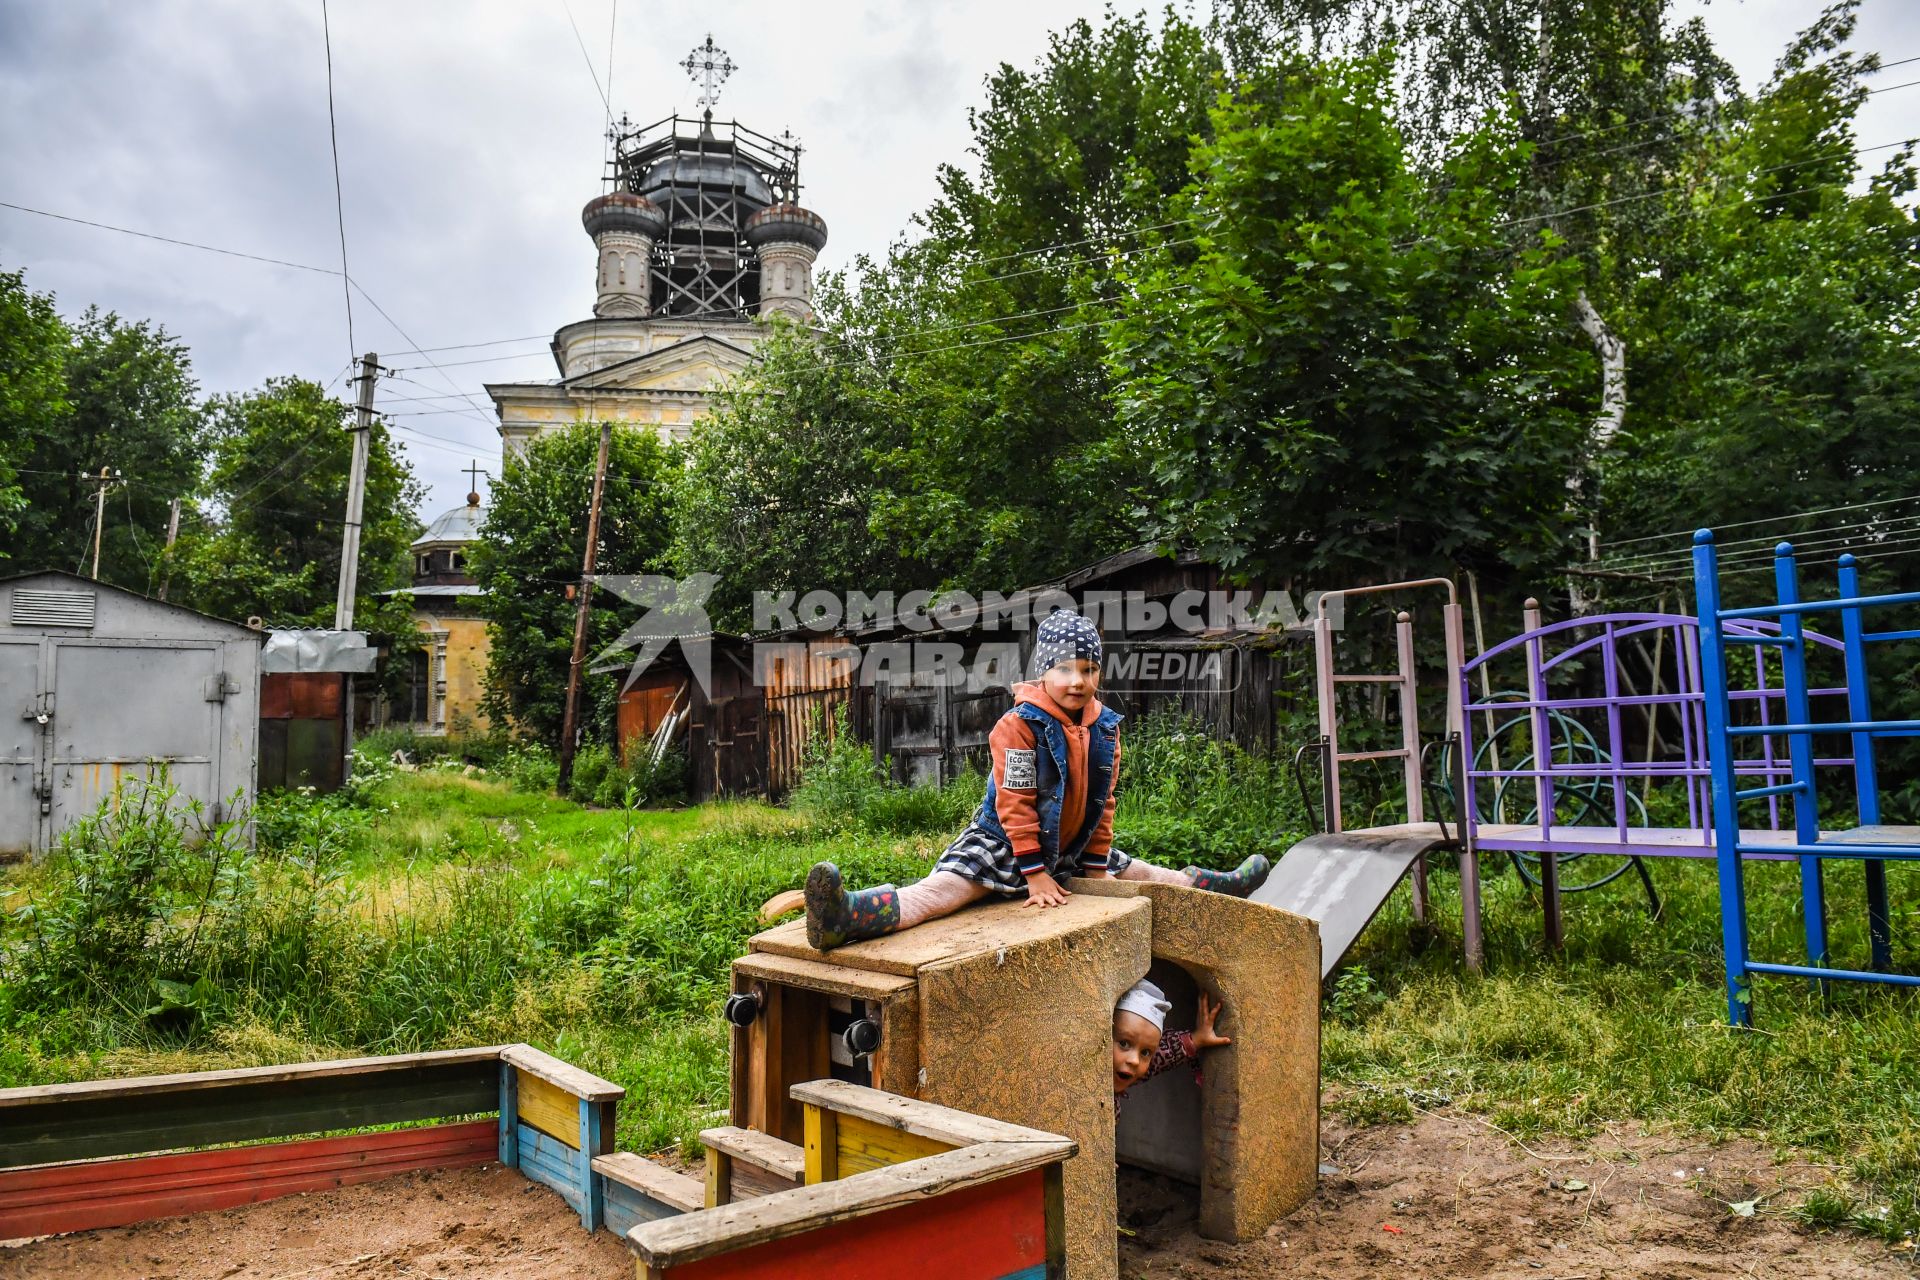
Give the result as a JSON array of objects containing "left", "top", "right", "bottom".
[{"left": 412, "top": 610, "right": 492, "bottom": 735}]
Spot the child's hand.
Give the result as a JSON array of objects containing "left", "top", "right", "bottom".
[
  {"left": 1023, "top": 870, "right": 1070, "bottom": 908},
  {"left": 1192, "top": 992, "right": 1232, "bottom": 1050}
]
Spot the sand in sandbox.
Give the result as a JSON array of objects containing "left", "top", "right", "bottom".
[
  {"left": 1, "top": 1163, "right": 632, "bottom": 1279},
  {"left": 6, "top": 1114, "right": 1911, "bottom": 1279}
]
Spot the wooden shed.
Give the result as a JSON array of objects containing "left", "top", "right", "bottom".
[{"left": 845, "top": 545, "right": 1308, "bottom": 785}]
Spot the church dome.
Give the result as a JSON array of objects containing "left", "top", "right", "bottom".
[
  {"left": 744, "top": 204, "right": 828, "bottom": 251},
  {"left": 413, "top": 492, "right": 486, "bottom": 550},
  {"left": 631, "top": 151, "right": 775, "bottom": 215},
  {"left": 582, "top": 191, "right": 668, "bottom": 239}
]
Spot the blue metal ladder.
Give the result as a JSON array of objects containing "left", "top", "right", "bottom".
[{"left": 1692, "top": 532, "right": 1920, "bottom": 1025}]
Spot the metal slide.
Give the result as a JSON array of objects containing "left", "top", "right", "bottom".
[{"left": 1251, "top": 824, "right": 1453, "bottom": 979}]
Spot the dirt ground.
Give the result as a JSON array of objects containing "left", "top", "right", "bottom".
[
  {"left": 5, "top": 1114, "right": 1912, "bottom": 1279},
  {"left": 1121, "top": 1110, "right": 1913, "bottom": 1279},
  {"left": 0, "top": 1164, "right": 632, "bottom": 1279}
]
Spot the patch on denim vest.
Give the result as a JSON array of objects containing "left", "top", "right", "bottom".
[{"left": 1002, "top": 748, "right": 1038, "bottom": 790}]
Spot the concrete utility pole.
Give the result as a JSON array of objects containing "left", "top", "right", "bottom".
[
  {"left": 334, "top": 351, "right": 378, "bottom": 630},
  {"left": 334, "top": 352, "right": 377, "bottom": 783},
  {"left": 557, "top": 419, "right": 614, "bottom": 790},
  {"left": 157, "top": 497, "right": 181, "bottom": 600},
  {"left": 85, "top": 466, "right": 120, "bottom": 580}
]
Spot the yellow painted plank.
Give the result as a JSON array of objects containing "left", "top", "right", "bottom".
[
  {"left": 835, "top": 1112, "right": 952, "bottom": 1177},
  {"left": 803, "top": 1103, "right": 837, "bottom": 1184},
  {"left": 515, "top": 1067, "right": 581, "bottom": 1148}
]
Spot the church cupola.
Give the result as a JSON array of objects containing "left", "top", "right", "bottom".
[
  {"left": 744, "top": 204, "right": 828, "bottom": 321},
  {"left": 583, "top": 192, "right": 667, "bottom": 318}
]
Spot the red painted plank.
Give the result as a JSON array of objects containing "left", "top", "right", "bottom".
[
  {"left": 663, "top": 1168, "right": 1048, "bottom": 1280},
  {"left": 0, "top": 1121, "right": 496, "bottom": 1239},
  {"left": 0, "top": 1122, "right": 496, "bottom": 1205}
]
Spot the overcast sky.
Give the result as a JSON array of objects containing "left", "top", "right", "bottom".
[{"left": 1, "top": 0, "right": 1915, "bottom": 526}]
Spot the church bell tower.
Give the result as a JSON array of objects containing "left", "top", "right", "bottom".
[{"left": 489, "top": 35, "right": 831, "bottom": 455}]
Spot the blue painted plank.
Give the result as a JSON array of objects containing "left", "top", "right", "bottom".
[
  {"left": 577, "top": 1096, "right": 603, "bottom": 1231},
  {"left": 996, "top": 1267, "right": 1050, "bottom": 1280},
  {"left": 498, "top": 1065, "right": 518, "bottom": 1168},
  {"left": 600, "top": 1176, "right": 683, "bottom": 1239},
  {"left": 516, "top": 1122, "right": 585, "bottom": 1214}
]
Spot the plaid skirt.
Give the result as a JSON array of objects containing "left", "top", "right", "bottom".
[{"left": 932, "top": 821, "right": 1135, "bottom": 896}]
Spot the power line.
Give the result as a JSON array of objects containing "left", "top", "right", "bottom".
[
  {"left": 405, "top": 333, "right": 549, "bottom": 355},
  {"left": 320, "top": 0, "right": 356, "bottom": 368},
  {"left": 346, "top": 278, "right": 497, "bottom": 425},
  {"left": 1599, "top": 493, "right": 1920, "bottom": 552},
  {"left": 1604, "top": 521, "right": 1920, "bottom": 575},
  {"left": 0, "top": 200, "right": 335, "bottom": 273},
  {"left": 557, "top": 0, "right": 611, "bottom": 115}
]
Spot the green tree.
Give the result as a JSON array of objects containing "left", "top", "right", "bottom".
[
  {"left": 172, "top": 376, "right": 423, "bottom": 626},
  {"left": 678, "top": 11, "right": 1226, "bottom": 601},
  {"left": 0, "top": 268, "right": 68, "bottom": 543},
  {"left": 1598, "top": 5, "right": 1920, "bottom": 590},
  {"left": 473, "top": 423, "right": 678, "bottom": 746},
  {"left": 674, "top": 312, "right": 911, "bottom": 628},
  {"left": 6, "top": 306, "right": 203, "bottom": 589},
  {"left": 1218, "top": 0, "right": 1741, "bottom": 568},
  {"left": 1104, "top": 55, "right": 1590, "bottom": 585}
]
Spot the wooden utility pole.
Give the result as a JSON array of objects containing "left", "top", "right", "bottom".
[
  {"left": 557, "top": 419, "right": 614, "bottom": 790},
  {"left": 157, "top": 497, "right": 181, "bottom": 600},
  {"left": 85, "top": 466, "right": 120, "bottom": 580},
  {"left": 333, "top": 352, "right": 378, "bottom": 630}
]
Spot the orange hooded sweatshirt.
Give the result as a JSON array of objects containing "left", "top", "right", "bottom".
[{"left": 989, "top": 680, "right": 1120, "bottom": 876}]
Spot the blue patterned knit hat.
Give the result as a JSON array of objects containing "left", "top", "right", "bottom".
[{"left": 1032, "top": 610, "right": 1102, "bottom": 674}]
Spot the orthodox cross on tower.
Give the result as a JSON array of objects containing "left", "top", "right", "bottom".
[
  {"left": 463, "top": 460, "right": 485, "bottom": 501},
  {"left": 681, "top": 34, "right": 736, "bottom": 120}
]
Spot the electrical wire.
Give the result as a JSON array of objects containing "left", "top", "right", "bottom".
[
  {"left": 1600, "top": 492, "right": 1920, "bottom": 552},
  {"left": 0, "top": 200, "right": 335, "bottom": 273},
  {"left": 320, "top": 0, "right": 356, "bottom": 368},
  {"left": 557, "top": 0, "right": 611, "bottom": 116},
  {"left": 1601, "top": 515, "right": 1920, "bottom": 575}
]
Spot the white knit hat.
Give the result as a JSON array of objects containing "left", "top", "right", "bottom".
[{"left": 1115, "top": 978, "right": 1171, "bottom": 1032}]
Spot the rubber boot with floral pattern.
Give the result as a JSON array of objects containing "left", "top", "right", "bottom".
[
  {"left": 1183, "top": 854, "right": 1272, "bottom": 898},
  {"left": 804, "top": 862, "right": 902, "bottom": 951}
]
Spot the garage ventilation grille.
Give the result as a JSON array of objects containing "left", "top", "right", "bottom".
[{"left": 9, "top": 589, "right": 97, "bottom": 629}]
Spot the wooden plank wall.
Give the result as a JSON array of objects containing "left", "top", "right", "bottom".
[
  {"left": 0, "top": 1121, "right": 495, "bottom": 1239},
  {"left": 0, "top": 1044, "right": 629, "bottom": 1243},
  {"left": 758, "top": 639, "right": 856, "bottom": 799},
  {"left": 637, "top": 1167, "right": 1053, "bottom": 1280},
  {"left": 0, "top": 1052, "right": 500, "bottom": 1170}
]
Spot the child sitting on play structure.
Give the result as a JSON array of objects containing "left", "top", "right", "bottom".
[
  {"left": 1111, "top": 978, "right": 1230, "bottom": 1097},
  {"left": 805, "top": 609, "right": 1273, "bottom": 950}
]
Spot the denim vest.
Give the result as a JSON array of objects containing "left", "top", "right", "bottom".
[{"left": 972, "top": 702, "right": 1124, "bottom": 865}]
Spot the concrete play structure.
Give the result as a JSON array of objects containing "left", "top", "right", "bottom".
[{"left": 732, "top": 881, "right": 1320, "bottom": 1278}]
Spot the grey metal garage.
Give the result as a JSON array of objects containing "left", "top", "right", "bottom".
[{"left": 0, "top": 571, "right": 261, "bottom": 858}]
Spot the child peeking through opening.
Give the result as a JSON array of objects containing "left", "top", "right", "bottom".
[
  {"left": 804, "top": 609, "right": 1273, "bottom": 950},
  {"left": 1112, "top": 978, "right": 1230, "bottom": 1097}
]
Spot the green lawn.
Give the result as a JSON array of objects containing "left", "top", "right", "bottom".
[{"left": 1, "top": 761, "right": 1914, "bottom": 1243}]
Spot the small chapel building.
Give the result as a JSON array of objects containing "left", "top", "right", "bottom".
[{"left": 391, "top": 485, "right": 490, "bottom": 735}]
